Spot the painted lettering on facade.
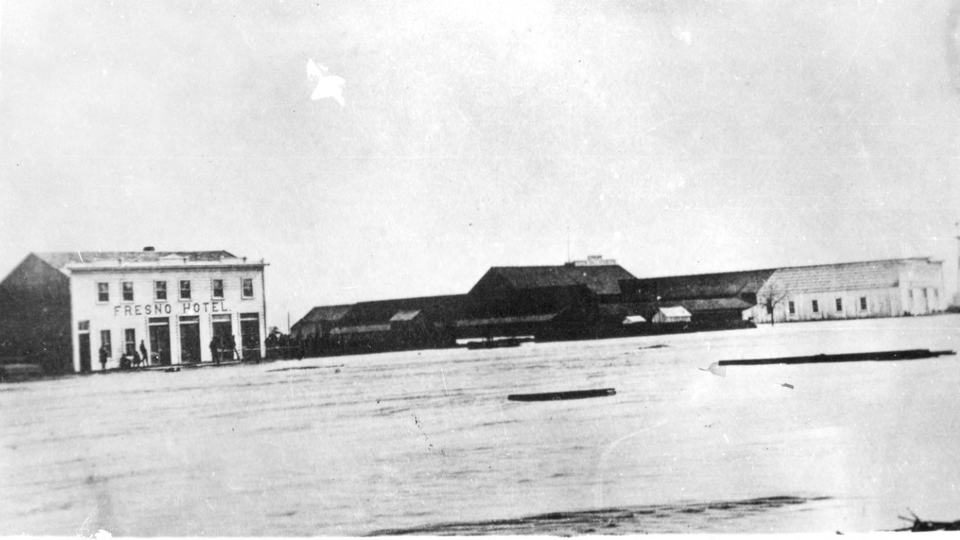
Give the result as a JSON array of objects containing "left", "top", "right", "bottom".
[{"left": 113, "top": 301, "right": 227, "bottom": 316}]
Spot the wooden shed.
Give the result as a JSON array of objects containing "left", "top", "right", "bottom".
[{"left": 651, "top": 306, "right": 692, "bottom": 324}]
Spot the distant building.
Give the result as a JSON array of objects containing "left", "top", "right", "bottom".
[
  {"left": 651, "top": 306, "right": 692, "bottom": 324},
  {"left": 0, "top": 249, "right": 267, "bottom": 373},
  {"left": 290, "top": 305, "right": 351, "bottom": 338},
  {"left": 622, "top": 269, "right": 773, "bottom": 324},
  {"left": 469, "top": 262, "right": 636, "bottom": 306},
  {"left": 326, "top": 295, "right": 464, "bottom": 353},
  {"left": 751, "top": 258, "right": 944, "bottom": 324},
  {"left": 628, "top": 258, "right": 944, "bottom": 325},
  {"left": 462, "top": 261, "right": 638, "bottom": 337},
  {"left": 289, "top": 256, "right": 944, "bottom": 357},
  {"left": 291, "top": 259, "right": 639, "bottom": 347}
]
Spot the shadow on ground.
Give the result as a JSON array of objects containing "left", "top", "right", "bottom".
[{"left": 369, "top": 495, "right": 831, "bottom": 536}]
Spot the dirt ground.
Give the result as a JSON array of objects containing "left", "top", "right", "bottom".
[{"left": 2, "top": 314, "right": 958, "bottom": 535}]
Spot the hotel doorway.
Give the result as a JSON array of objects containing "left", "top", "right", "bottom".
[
  {"left": 240, "top": 313, "right": 261, "bottom": 361},
  {"left": 179, "top": 316, "right": 201, "bottom": 364},
  {"left": 149, "top": 317, "right": 171, "bottom": 366},
  {"left": 211, "top": 314, "right": 233, "bottom": 361}
]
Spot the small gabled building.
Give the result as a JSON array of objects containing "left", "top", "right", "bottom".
[{"left": 651, "top": 306, "right": 692, "bottom": 324}]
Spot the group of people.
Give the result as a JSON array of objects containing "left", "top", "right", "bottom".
[
  {"left": 209, "top": 334, "right": 240, "bottom": 365},
  {"left": 99, "top": 340, "right": 151, "bottom": 370},
  {"left": 265, "top": 331, "right": 307, "bottom": 360}
]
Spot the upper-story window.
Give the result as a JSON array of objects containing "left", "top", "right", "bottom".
[
  {"left": 212, "top": 279, "right": 224, "bottom": 299},
  {"left": 155, "top": 281, "right": 167, "bottom": 301},
  {"left": 180, "top": 280, "right": 191, "bottom": 301},
  {"left": 97, "top": 282, "right": 109, "bottom": 303},
  {"left": 242, "top": 278, "right": 254, "bottom": 298},
  {"left": 122, "top": 282, "right": 134, "bottom": 302}
]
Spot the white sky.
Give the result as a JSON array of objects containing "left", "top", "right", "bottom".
[{"left": 2, "top": 0, "right": 959, "bottom": 329}]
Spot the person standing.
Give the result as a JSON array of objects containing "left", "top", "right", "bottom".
[
  {"left": 98, "top": 344, "right": 108, "bottom": 371},
  {"left": 210, "top": 337, "right": 220, "bottom": 365},
  {"left": 139, "top": 340, "right": 149, "bottom": 366},
  {"left": 228, "top": 334, "right": 239, "bottom": 360}
]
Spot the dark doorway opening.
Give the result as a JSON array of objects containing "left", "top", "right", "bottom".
[
  {"left": 179, "top": 316, "right": 201, "bottom": 364},
  {"left": 78, "top": 333, "right": 91, "bottom": 373},
  {"left": 240, "top": 313, "right": 261, "bottom": 361},
  {"left": 211, "top": 314, "right": 232, "bottom": 362},
  {"left": 149, "top": 317, "right": 171, "bottom": 366}
]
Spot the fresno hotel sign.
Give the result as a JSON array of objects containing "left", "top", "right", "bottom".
[
  {"left": 64, "top": 250, "right": 268, "bottom": 372},
  {"left": 112, "top": 300, "right": 230, "bottom": 317}
]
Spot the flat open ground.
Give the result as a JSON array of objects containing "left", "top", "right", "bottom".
[{"left": 2, "top": 315, "right": 959, "bottom": 535}]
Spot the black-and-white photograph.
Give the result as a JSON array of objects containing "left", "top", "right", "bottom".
[{"left": 2, "top": 0, "right": 959, "bottom": 535}]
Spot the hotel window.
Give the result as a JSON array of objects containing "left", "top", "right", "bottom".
[
  {"left": 812, "top": 300, "right": 819, "bottom": 313},
  {"left": 100, "top": 330, "right": 112, "bottom": 357},
  {"left": 180, "top": 280, "right": 191, "bottom": 301},
  {"left": 155, "top": 281, "right": 167, "bottom": 301},
  {"left": 212, "top": 279, "right": 224, "bottom": 299},
  {"left": 78, "top": 320, "right": 90, "bottom": 332},
  {"left": 122, "top": 282, "right": 134, "bottom": 302},
  {"left": 124, "top": 329, "right": 136, "bottom": 355},
  {"left": 835, "top": 298, "right": 843, "bottom": 312},
  {"left": 788, "top": 301, "right": 795, "bottom": 315},
  {"left": 97, "top": 282, "right": 109, "bottom": 302},
  {"left": 242, "top": 278, "right": 254, "bottom": 298},
  {"left": 860, "top": 297, "right": 867, "bottom": 310}
]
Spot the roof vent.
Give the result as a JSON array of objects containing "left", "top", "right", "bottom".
[{"left": 143, "top": 246, "right": 155, "bottom": 252}]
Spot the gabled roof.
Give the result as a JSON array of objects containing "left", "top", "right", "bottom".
[
  {"left": 657, "top": 306, "right": 692, "bottom": 318},
  {"left": 33, "top": 251, "right": 237, "bottom": 273},
  {"left": 474, "top": 265, "right": 637, "bottom": 296},
  {"left": 761, "top": 260, "right": 910, "bottom": 295},
  {"left": 628, "top": 269, "right": 775, "bottom": 300},
  {"left": 340, "top": 295, "right": 467, "bottom": 327},
  {"left": 297, "top": 305, "right": 352, "bottom": 324}
]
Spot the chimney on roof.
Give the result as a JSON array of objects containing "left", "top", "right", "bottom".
[
  {"left": 571, "top": 255, "right": 616, "bottom": 266},
  {"left": 143, "top": 246, "right": 155, "bottom": 252}
]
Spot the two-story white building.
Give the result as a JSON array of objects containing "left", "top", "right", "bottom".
[{"left": 0, "top": 248, "right": 268, "bottom": 373}]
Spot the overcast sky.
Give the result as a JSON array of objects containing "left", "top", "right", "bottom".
[{"left": 2, "top": 0, "right": 959, "bottom": 328}]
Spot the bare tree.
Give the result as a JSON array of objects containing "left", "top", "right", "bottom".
[{"left": 759, "top": 284, "right": 790, "bottom": 326}]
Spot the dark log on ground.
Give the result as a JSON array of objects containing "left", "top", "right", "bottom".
[
  {"left": 718, "top": 349, "right": 956, "bottom": 367},
  {"left": 508, "top": 388, "right": 616, "bottom": 402}
]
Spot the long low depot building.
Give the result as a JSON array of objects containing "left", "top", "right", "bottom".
[
  {"left": 0, "top": 249, "right": 268, "bottom": 373},
  {"left": 292, "top": 256, "right": 947, "bottom": 349}
]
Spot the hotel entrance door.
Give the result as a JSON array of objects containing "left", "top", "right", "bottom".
[
  {"left": 240, "top": 313, "right": 261, "bottom": 361},
  {"left": 179, "top": 316, "right": 201, "bottom": 363},
  {"left": 149, "top": 317, "right": 171, "bottom": 366},
  {"left": 211, "top": 314, "right": 232, "bottom": 361}
]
